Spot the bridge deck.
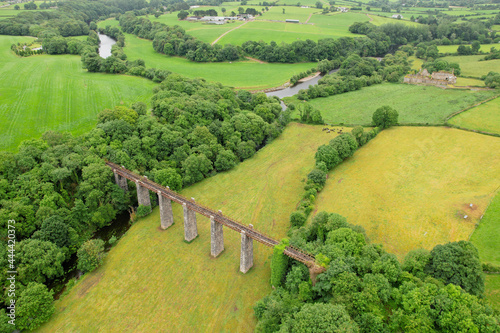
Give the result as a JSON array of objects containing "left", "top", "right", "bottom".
[{"left": 106, "top": 162, "right": 315, "bottom": 265}]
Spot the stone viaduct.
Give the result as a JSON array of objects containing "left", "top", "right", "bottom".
[{"left": 107, "top": 162, "right": 318, "bottom": 274}]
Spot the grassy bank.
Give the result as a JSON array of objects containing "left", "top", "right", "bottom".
[{"left": 36, "top": 123, "right": 335, "bottom": 332}]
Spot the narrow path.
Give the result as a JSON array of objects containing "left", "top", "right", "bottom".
[
  {"left": 365, "top": 13, "right": 373, "bottom": 21},
  {"left": 305, "top": 12, "right": 313, "bottom": 23},
  {"left": 211, "top": 20, "right": 249, "bottom": 45}
]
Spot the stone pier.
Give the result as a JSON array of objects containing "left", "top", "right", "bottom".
[
  {"left": 183, "top": 203, "right": 198, "bottom": 242},
  {"left": 240, "top": 231, "right": 253, "bottom": 273},
  {"left": 135, "top": 180, "right": 151, "bottom": 211},
  {"left": 113, "top": 170, "right": 128, "bottom": 191},
  {"left": 158, "top": 191, "right": 173, "bottom": 229},
  {"left": 210, "top": 216, "right": 224, "bottom": 257}
]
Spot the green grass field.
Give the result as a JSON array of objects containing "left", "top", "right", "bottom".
[
  {"left": 437, "top": 44, "right": 497, "bottom": 54},
  {"left": 0, "top": 35, "right": 156, "bottom": 151},
  {"left": 470, "top": 192, "right": 500, "bottom": 266},
  {"left": 441, "top": 55, "right": 500, "bottom": 78},
  {"left": 311, "top": 127, "right": 500, "bottom": 257},
  {"left": 288, "top": 83, "right": 497, "bottom": 125},
  {"left": 448, "top": 96, "right": 500, "bottom": 135},
  {"left": 217, "top": 18, "right": 361, "bottom": 45},
  {"left": 485, "top": 275, "right": 500, "bottom": 310},
  {"left": 455, "top": 77, "right": 485, "bottom": 86},
  {"left": 97, "top": 21, "right": 317, "bottom": 90},
  {"left": 37, "top": 123, "right": 336, "bottom": 332}
]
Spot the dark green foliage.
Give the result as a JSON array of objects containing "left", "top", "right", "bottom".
[
  {"left": 77, "top": 239, "right": 105, "bottom": 273},
  {"left": 372, "top": 106, "right": 398, "bottom": 129},
  {"left": 402, "top": 248, "right": 431, "bottom": 279},
  {"left": 33, "top": 215, "right": 70, "bottom": 248},
  {"left": 136, "top": 205, "right": 151, "bottom": 218},
  {"left": 16, "top": 283, "right": 55, "bottom": 331},
  {"left": 155, "top": 168, "right": 182, "bottom": 191},
  {"left": 257, "top": 211, "right": 499, "bottom": 331},
  {"left": 290, "top": 211, "right": 306, "bottom": 228},
  {"left": 422, "top": 59, "right": 461, "bottom": 76},
  {"left": 271, "top": 239, "right": 290, "bottom": 288},
  {"left": 307, "top": 169, "right": 326, "bottom": 188},
  {"left": 315, "top": 144, "right": 341, "bottom": 170},
  {"left": 426, "top": 241, "right": 485, "bottom": 296}
]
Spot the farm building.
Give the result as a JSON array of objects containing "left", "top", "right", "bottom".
[
  {"left": 337, "top": 7, "right": 349, "bottom": 12},
  {"left": 286, "top": 19, "right": 300, "bottom": 23},
  {"left": 392, "top": 14, "right": 403, "bottom": 19}
]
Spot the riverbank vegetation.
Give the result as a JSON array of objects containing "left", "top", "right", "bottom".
[{"left": 0, "top": 73, "right": 288, "bottom": 330}]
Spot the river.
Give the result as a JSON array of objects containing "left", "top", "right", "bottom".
[
  {"left": 266, "top": 69, "right": 338, "bottom": 100},
  {"left": 98, "top": 33, "right": 116, "bottom": 59}
]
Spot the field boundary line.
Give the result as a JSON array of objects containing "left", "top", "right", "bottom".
[{"left": 211, "top": 20, "right": 250, "bottom": 45}]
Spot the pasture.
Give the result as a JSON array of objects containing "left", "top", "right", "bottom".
[
  {"left": 311, "top": 127, "right": 500, "bottom": 257},
  {"left": 448, "top": 96, "right": 500, "bottom": 135},
  {"left": 441, "top": 55, "right": 500, "bottom": 78},
  {"left": 0, "top": 35, "right": 156, "bottom": 151},
  {"left": 96, "top": 22, "right": 317, "bottom": 90},
  {"left": 437, "top": 44, "right": 497, "bottom": 54},
  {"left": 288, "top": 83, "right": 497, "bottom": 125},
  {"left": 37, "top": 123, "right": 336, "bottom": 332}
]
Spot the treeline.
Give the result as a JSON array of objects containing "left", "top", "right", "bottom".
[
  {"left": 0, "top": 74, "right": 288, "bottom": 330},
  {"left": 119, "top": 13, "right": 240, "bottom": 62},
  {"left": 296, "top": 52, "right": 410, "bottom": 101}
]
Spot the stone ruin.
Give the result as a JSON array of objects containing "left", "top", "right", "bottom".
[{"left": 404, "top": 68, "right": 457, "bottom": 86}]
